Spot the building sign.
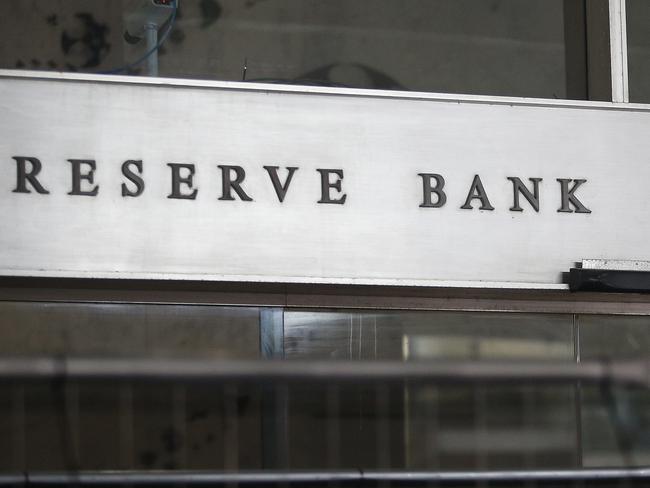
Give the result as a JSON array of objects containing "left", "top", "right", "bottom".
[{"left": 1, "top": 72, "right": 649, "bottom": 288}]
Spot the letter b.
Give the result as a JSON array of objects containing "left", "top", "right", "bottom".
[{"left": 418, "top": 173, "right": 446, "bottom": 208}]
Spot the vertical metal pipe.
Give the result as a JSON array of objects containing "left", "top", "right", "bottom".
[
  {"left": 260, "top": 309, "right": 284, "bottom": 360},
  {"left": 144, "top": 23, "right": 159, "bottom": 77},
  {"left": 260, "top": 308, "right": 288, "bottom": 469},
  {"left": 573, "top": 314, "right": 584, "bottom": 468}
]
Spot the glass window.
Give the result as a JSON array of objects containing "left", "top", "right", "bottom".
[
  {"left": 0, "top": 301, "right": 261, "bottom": 358},
  {"left": 284, "top": 310, "right": 575, "bottom": 361},
  {"left": 0, "top": 301, "right": 263, "bottom": 471},
  {"left": 0, "top": 0, "right": 583, "bottom": 99},
  {"left": 578, "top": 314, "right": 650, "bottom": 467},
  {"left": 1, "top": 302, "right": 648, "bottom": 476},
  {"left": 284, "top": 309, "right": 578, "bottom": 470},
  {"left": 627, "top": 0, "right": 650, "bottom": 103}
]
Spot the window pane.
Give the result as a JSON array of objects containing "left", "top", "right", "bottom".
[
  {"left": 284, "top": 309, "right": 577, "bottom": 470},
  {"left": 0, "top": 301, "right": 260, "bottom": 358},
  {"left": 284, "top": 310, "right": 574, "bottom": 361},
  {"left": 578, "top": 314, "right": 650, "bottom": 467},
  {"left": 627, "top": 0, "right": 650, "bottom": 103},
  {"left": 0, "top": 301, "right": 262, "bottom": 471},
  {"left": 0, "top": 0, "right": 581, "bottom": 99}
]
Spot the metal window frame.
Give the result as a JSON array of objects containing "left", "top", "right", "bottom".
[
  {"left": 609, "top": 0, "right": 630, "bottom": 102},
  {"left": 3, "top": 277, "right": 650, "bottom": 315}
]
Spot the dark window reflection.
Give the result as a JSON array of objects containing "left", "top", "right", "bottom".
[
  {"left": 579, "top": 314, "right": 650, "bottom": 467},
  {"left": 0, "top": 302, "right": 260, "bottom": 358},
  {"left": 284, "top": 310, "right": 578, "bottom": 470},
  {"left": 0, "top": 0, "right": 582, "bottom": 99},
  {"left": 0, "top": 302, "right": 647, "bottom": 475},
  {"left": 627, "top": 0, "right": 650, "bottom": 103}
]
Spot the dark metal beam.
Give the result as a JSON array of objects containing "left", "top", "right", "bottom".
[{"left": 570, "top": 268, "right": 650, "bottom": 293}]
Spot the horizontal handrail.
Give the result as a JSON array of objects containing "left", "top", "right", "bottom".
[
  {"left": 0, "top": 357, "right": 646, "bottom": 387},
  {"left": 0, "top": 467, "right": 646, "bottom": 486}
]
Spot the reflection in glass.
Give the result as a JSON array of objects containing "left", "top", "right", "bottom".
[
  {"left": 579, "top": 314, "right": 650, "bottom": 467},
  {"left": 0, "top": 0, "right": 577, "bottom": 98},
  {"left": 627, "top": 0, "right": 650, "bottom": 103},
  {"left": 285, "top": 309, "right": 578, "bottom": 470}
]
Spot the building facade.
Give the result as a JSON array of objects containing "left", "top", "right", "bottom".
[{"left": 0, "top": 1, "right": 649, "bottom": 486}]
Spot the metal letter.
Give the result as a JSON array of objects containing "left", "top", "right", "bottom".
[
  {"left": 317, "top": 169, "right": 347, "bottom": 204},
  {"left": 264, "top": 166, "right": 298, "bottom": 203},
  {"left": 12, "top": 156, "right": 49, "bottom": 194},
  {"left": 218, "top": 165, "right": 253, "bottom": 201},
  {"left": 460, "top": 175, "right": 494, "bottom": 210},
  {"left": 508, "top": 177, "right": 542, "bottom": 212},
  {"left": 121, "top": 160, "right": 144, "bottom": 197},
  {"left": 67, "top": 159, "right": 99, "bottom": 196},
  {"left": 557, "top": 178, "right": 591, "bottom": 213},
  {"left": 167, "top": 163, "right": 198, "bottom": 200},
  {"left": 418, "top": 173, "right": 447, "bottom": 208}
]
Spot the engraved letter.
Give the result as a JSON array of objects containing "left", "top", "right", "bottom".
[
  {"left": 67, "top": 159, "right": 99, "bottom": 196},
  {"left": 317, "top": 169, "right": 347, "bottom": 204},
  {"left": 557, "top": 178, "right": 591, "bottom": 213},
  {"left": 12, "top": 156, "right": 49, "bottom": 194},
  {"left": 264, "top": 166, "right": 298, "bottom": 203},
  {"left": 460, "top": 175, "right": 494, "bottom": 210},
  {"left": 121, "top": 160, "right": 144, "bottom": 197},
  {"left": 508, "top": 177, "right": 542, "bottom": 212},
  {"left": 167, "top": 163, "right": 198, "bottom": 200},
  {"left": 218, "top": 165, "right": 253, "bottom": 201},
  {"left": 418, "top": 173, "right": 447, "bottom": 208}
]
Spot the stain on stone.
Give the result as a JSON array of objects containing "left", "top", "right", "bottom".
[
  {"left": 200, "top": 0, "right": 222, "bottom": 29},
  {"left": 47, "top": 60, "right": 58, "bottom": 69},
  {"left": 46, "top": 14, "right": 58, "bottom": 26},
  {"left": 61, "top": 12, "right": 111, "bottom": 69},
  {"left": 139, "top": 450, "right": 158, "bottom": 468},
  {"left": 31, "top": 59, "right": 41, "bottom": 67},
  {"left": 15, "top": 60, "right": 25, "bottom": 69}
]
